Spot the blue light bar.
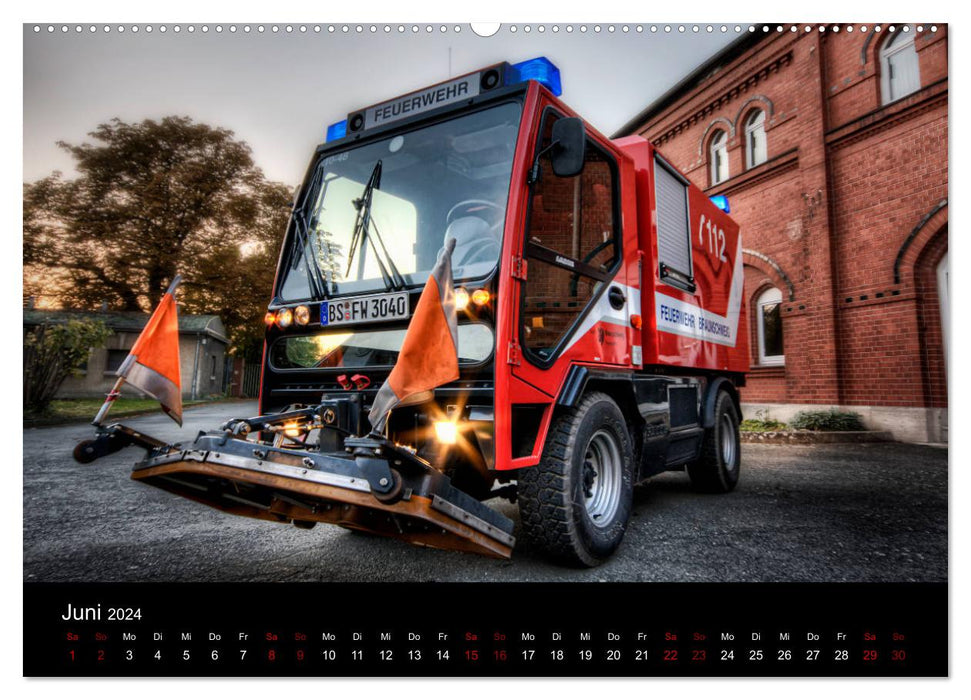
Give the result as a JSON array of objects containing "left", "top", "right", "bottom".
[
  {"left": 506, "top": 56, "right": 562, "bottom": 96},
  {"left": 710, "top": 195, "right": 731, "bottom": 213},
  {"left": 326, "top": 119, "right": 347, "bottom": 142}
]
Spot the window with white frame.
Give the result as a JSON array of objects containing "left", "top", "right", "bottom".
[
  {"left": 756, "top": 286, "right": 785, "bottom": 365},
  {"left": 881, "top": 28, "right": 921, "bottom": 104},
  {"left": 745, "top": 110, "right": 767, "bottom": 169},
  {"left": 709, "top": 130, "right": 729, "bottom": 185}
]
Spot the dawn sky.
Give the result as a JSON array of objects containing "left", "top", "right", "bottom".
[{"left": 24, "top": 23, "right": 739, "bottom": 186}]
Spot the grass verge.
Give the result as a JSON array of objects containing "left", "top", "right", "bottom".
[{"left": 24, "top": 397, "right": 226, "bottom": 427}]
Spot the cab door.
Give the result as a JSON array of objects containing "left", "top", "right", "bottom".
[{"left": 512, "top": 106, "right": 633, "bottom": 396}]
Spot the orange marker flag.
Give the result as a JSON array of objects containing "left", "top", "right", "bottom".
[
  {"left": 93, "top": 276, "right": 183, "bottom": 427},
  {"left": 369, "top": 239, "right": 459, "bottom": 434}
]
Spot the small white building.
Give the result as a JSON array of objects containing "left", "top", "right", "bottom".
[{"left": 24, "top": 309, "right": 230, "bottom": 400}]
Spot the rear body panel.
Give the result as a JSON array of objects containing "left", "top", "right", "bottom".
[{"left": 614, "top": 135, "right": 749, "bottom": 374}]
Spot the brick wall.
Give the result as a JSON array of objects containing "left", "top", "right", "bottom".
[{"left": 620, "top": 24, "right": 948, "bottom": 415}]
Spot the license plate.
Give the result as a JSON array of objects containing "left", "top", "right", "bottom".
[{"left": 320, "top": 292, "right": 409, "bottom": 327}]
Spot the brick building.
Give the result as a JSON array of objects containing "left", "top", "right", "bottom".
[{"left": 615, "top": 24, "right": 948, "bottom": 442}]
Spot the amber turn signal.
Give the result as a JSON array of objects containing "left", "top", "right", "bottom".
[
  {"left": 471, "top": 289, "right": 491, "bottom": 306},
  {"left": 630, "top": 314, "right": 643, "bottom": 330},
  {"left": 264, "top": 311, "right": 276, "bottom": 326}
]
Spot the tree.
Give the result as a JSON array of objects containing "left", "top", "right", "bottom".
[
  {"left": 181, "top": 178, "right": 293, "bottom": 358},
  {"left": 24, "top": 116, "right": 291, "bottom": 355},
  {"left": 23, "top": 319, "right": 111, "bottom": 415}
]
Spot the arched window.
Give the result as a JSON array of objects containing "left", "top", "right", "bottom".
[
  {"left": 937, "top": 252, "right": 948, "bottom": 373},
  {"left": 709, "top": 130, "right": 729, "bottom": 185},
  {"left": 881, "top": 28, "right": 921, "bottom": 104},
  {"left": 744, "top": 110, "right": 767, "bottom": 169},
  {"left": 756, "top": 286, "right": 784, "bottom": 365}
]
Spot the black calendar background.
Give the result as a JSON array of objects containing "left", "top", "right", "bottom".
[{"left": 24, "top": 581, "right": 947, "bottom": 677}]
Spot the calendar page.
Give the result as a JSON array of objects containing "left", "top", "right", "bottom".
[{"left": 21, "top": 10, "right": 950, "bottom": 681}]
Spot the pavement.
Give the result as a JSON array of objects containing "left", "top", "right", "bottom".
[{"left": 23, "top": 400, "right": 947, "bottom": 583}]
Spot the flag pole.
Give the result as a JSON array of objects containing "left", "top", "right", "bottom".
[
  {"left": 164, "top": 275, "right": 183, "bottom": 297},
  {"left": 91, "top": 377, "right": 125, "bottom": 427},
  {"left": 91, "top": 275, "right": 182, "bottom": 427}
]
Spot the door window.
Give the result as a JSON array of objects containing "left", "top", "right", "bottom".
[{"left": 521, "top": 111, "right": 619, "bottom": 361}]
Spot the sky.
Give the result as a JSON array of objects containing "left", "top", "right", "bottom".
[{"left": 23, "top": 23, "right": 738, "bottom": 186}]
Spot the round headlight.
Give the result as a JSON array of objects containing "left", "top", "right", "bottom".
[
  {"left": 471, "top": 289, "right": 491, "bottom": 306},
  {"left": 454, "top": 287, "right": 470, "bottom": 311},
  {"left": 433, "top": 420, "right": 458, "bottom": 445},
  {"left": 294, "top": 305, "right": 311, "bottom": 325},
  {"left": 276, "top": 308, "right": 293, "bottom": 328}
]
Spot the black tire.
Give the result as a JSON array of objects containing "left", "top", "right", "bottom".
[
  {"left": 687, "top": 390, "right": 741, "bottom": 493},
  {"left": 518, "top": 392, "right": 634, "bottom": 567}
]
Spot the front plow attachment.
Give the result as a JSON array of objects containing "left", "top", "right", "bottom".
[{"left": 118, "top": 428, "right": 514, "bottom": 559}]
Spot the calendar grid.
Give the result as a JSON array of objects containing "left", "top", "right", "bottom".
[{"left": 25, "top": 581, "right": 947, "bottom": 677}]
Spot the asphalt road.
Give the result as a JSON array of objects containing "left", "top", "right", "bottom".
[{"left": 23, "top": 400, "right": 947, "bottom": 583}]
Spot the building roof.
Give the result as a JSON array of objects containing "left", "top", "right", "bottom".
[
  {"left": 612, "top": 32, "right": 764, "bottom": 138},
  {"left": 23, "top": 309, "right": 229, "bottom": 343}
]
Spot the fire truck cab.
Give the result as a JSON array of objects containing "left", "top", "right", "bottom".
[{"left": 255, "top": 57, "right": 749, "bottom": 565}]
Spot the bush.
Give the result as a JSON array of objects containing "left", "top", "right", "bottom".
[
  {"left": 23, "top": 319, "right": 111, "bottom": 415},
  {"left": 740, "top": 418, "right": 788, "bottom": 432},
  {"left": 790, "top": 409, "right": 865, "bottom": 432}
]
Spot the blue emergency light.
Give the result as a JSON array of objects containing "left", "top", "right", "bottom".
[
  {"left": 326, "top": 119, "right": 347, "bottom": 142},
  {"left": 506, "top": 56, "right": 563, "bottom": 96},
  {"left": 710, "top": 195, "right": 731, "bottom": 213}
]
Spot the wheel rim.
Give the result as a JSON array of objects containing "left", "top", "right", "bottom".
[
  {"left": 581, "top": 429, "right": 623, "bottom": 528},
  {"left": 720, "top": 413, "right": 738, "bottom": 469}
]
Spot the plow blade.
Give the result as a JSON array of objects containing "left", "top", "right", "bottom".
[{"left": 130, "top": 432, "right": 515, "bottom": 559}]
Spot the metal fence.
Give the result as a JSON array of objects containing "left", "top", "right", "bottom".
[{"left": 241, "top": 363, "right": 261, "bottom": 398}]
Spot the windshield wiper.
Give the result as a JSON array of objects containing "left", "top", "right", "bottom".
[
  {"left": 286, "top": 169, "right": 330, "bottom": 300},
  {"left": 365, "top": 216, "right": 406, "bottom": 291},
  {"left": 293, "top": 211, "right": 329, "bottom": 300},
  {"left": 345, "top": 160, "right": 406, "bottom": 292}
]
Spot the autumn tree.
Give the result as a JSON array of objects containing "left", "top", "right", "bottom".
[
  {"left": 24, "top": 116, "right": 292, "bottom": 355},
  {"left": 181, "top": 178, "right": 293, "bottom": 358}
]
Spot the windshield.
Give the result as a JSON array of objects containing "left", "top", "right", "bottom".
[{"left": 279, "top": 101, "right": 522, "bottom": 300}]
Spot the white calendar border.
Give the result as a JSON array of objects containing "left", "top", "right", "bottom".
[{"left": 6, "top": 0, "right": 965, "bottom": 696}]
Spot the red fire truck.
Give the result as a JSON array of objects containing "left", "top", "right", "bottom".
[{"left": 76, "top": 57, "right": 748, "bottom": 567}]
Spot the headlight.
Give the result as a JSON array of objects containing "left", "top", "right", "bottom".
[
  {"left": 433, "top": 420, "right": 458, "bottom": 445},
  {"left": 471, "top": 288, "right": 491, "bottom": 306},
  {"left": 453, "top": 288, "right": 470, "bottom": 311},
  {"left": 276, "top": 308, "right": 293, "bottom": 328},
  {"left": 294, "top": 305, "right": 311, "bottom": 325}
]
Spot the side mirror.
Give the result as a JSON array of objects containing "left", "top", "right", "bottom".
[{"left": 550, "top": 117, "right": 586, "bottom": 177}]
